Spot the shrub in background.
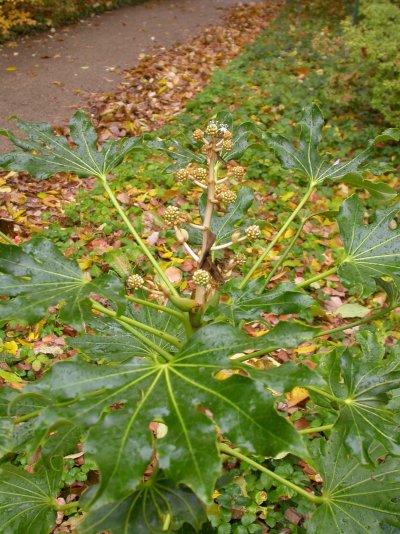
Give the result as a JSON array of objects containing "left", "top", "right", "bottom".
[{"left": 341, "top": 0, "right": 400, "bottom": 124}]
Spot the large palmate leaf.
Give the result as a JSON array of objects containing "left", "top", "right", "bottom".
[
  {"left": 189, "top": 187, "right": 254, "bottom": 246},
  {"left": 0, "top": 238, "right": 125, "bottom": 330},
  {"left": 263, "top": 104, "right": 398, "bottom": 198},
  {"left": 0, "top": 458, "right": 63, "bottom": 534},
  {"left": 210, "top": 278, "right": 315, "bottom": 322},
  {"left": 21, "top": 323, "right": 307, "bottom": 509},
  {"left": 337, "top": 195, "right": 400, "bottom": 296},
  {"left": 311, "top": 331, "right": 400, "bottom": 463},
  {"left": 69, "top": 295, "right": 185, "bottom": 361},
  {"left": 0, "top": 111, "right": 140, "bottom": 179},
  {"left": 81, "top": 473, "right": 207, "bottom": 533},
  {"left": 307, "top": 434, "right": 400, "bottom": 534}
]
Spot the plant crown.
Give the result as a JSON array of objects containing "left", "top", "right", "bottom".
[{"left": 0, "top": 105, "right": 399, "bottom": 533}]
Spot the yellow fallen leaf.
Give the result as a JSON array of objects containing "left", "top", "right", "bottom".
[
  {"left": 214, "top": 369, "right": 241, "bottom": 380},
  {"left": 3, "top": 340, "right": 18, "bottom": 355},
  {"left": 284, "top": 227, "right": 295, "bottom": 239},
  {"left": 280, "top": 191, "right": 295, "bottom": 201},
  {"left": 295, "top": 344, "right": 318, "bottom": 354},
  {"left": 286, "top": 387, "right": 309, "bottom": 407},
  {"left": 6, "top": 66, "right": 17, "bottom": 71},
  {"left": 78, "top": 259, "right": 92, "bottom": 270},
  {"left": 310, "top": 259, "right": 321, "bottom": 272}
]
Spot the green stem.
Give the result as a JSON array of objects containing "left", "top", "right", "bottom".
[
  {"left": 265, "top": 218, "right": 305, "bottom": 284},
  {"left": 53, "top": 501, "right": 79, "bottom": 512},
  {"left": 0, "top": 230, "right": 15, "bottom": 246},
  {"left": 219, "top": 443, "right": 324, "bottom": 504},
  {"left": 241, "top": 184, "right": 315, "bottom": 288},
  {"left": 15, "top": 408, "right": 43, "bottom": 423},
  {"left": 126, "top": 295, "right": 192, "bottom": 338},
  {"left": 91, "top": 301, "right": 173, "bottom": 361},
  {"left": 101, "top": 176, "right": 178, "bottom": 297},
  {"left": 307, "top": 386, "right": 340, "bottom": 403},
  {"left": 298, "top": 424, "right": 333, "bottom": 435},
  {"left": 296, "top": 266, "right": 337, "bottom": 289},
  {"left": 314, "top": 305, "right": 395, "bottom": 338},
  {"left": 91, "top": 300, "right": 182, "bottom": 349}
]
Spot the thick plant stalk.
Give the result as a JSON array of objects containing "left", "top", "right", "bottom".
[
  {"left": 101, "top": 176, "right": 179, "bottom": 297},
  {"left": 219, "top": 443, "right": 325, "bottom": 504},
  {"left": 195, "top": 147, "right": 218, "bottom": 307},
  {"left": 241, "top": 184, "right": 315, "bottom": 288}
]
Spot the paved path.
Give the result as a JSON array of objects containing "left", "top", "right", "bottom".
[{"left": 0, "top": 0, "right": 249, "bottom": 151}]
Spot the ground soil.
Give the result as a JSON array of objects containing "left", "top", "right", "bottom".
[{"left": 0, "top": 0, "right": 256, "bottom": 152}]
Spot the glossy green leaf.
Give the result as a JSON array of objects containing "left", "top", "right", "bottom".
[
  {"left": 312, "top": 331, "right": 400, "bottom": 463},
  {"left": 0, "top": 111, "right": 140, "bottom": 179},
  {"left": 0, "top": 458, "right": 63, "bottom": 534},
  {"left": 337, "top": 195, "right": 400, "bottom": 296},
  {"left": 22, "top": 323, "right": 306, "bottom": 508},
  {"left": 214, "top": 113, "right": 259, "bottom": 162},
  {"left": 0, "top": 238, "right": 125, "bottom": 330},
  {"left": 189, "top": 187, "right": 254, "bottom": 246},
  {"left": 263, "top": 104, "right": 398, "bottom": 195},
  {"left": 212, "top": 279, "right": 315, "bottom": 322},
  {"left": 70, "top": 297, "right": 185, "bottom": 362},
  {"left": 307, "top": 434, "right": 400, "bottom": 533},
  {"left": 148, "top": 138, "right": 206, "bottom": 173},
  {"left": 81, "top": 473, "right": 207, "bottom": 533}
]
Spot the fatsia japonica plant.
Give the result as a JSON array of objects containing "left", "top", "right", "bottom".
[{"left": 0, "top": 104, "right": 399, "bottom": 533}]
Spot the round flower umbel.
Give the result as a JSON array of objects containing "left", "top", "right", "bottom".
[
  {"left": 192, "top": 269, "right": 210, "bottom": 287},
  {"left": 164, "top": 206, "right": 184, "bottom": 227},
  {"left": 232, "top": 166, "right": 245, "bottom": 180},
  {"left": 193, "top": 167, "right": 208, "bottom": 184},
  {"left": 127, "top": 274, "right": 145, "bottom": 291},
  {"left": 215, "top": 186, "right": 237, "bottom": 204},
  {"left": 245, "top": 225, "right": 261, "bottom": 240},
  {"left": 222, "top": 139, "right": 233, "bottom": 152},
  {"left": 193, "top": 128, "right": 204, "bottom": 141},
  {"left": 175, "top": 167, "right": 190, "bottom": 183},
  {"left": 234, "top": 253, "right": 247, "bottom": 267},
  {"left": 205, "top": 121, "right": 219, "bottom": 137}
]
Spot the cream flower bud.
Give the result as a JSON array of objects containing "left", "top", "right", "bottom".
[{"left": 175, "top": 227, "right": 189, "bottom": 244}]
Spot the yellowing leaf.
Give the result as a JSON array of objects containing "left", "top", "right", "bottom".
[
  {"left": 5, "top": 66, "right": 17, "bottom": 71},
  {"left": 310, "top": 259, "right": 321, "bottom": 272},
  {"left": 3, "top": 340, "right": 18, "bottom": 355},
  {"left": 0, "top": 369, "right": 23, "bottom": 383},
  {"left": 280, "top": 191, "right": 295, "bottom": 201}
]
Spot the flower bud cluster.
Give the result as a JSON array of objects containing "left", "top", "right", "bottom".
[
  {"left": 127, "top": 274, "right": 145, "bottom": 290},
  {"left": 234, "top": 253, "right": 247, "bottom": 266},
  {"left": 245, "top": 225, "right": 261, "bottom": 240},
  {"left": 164, "top": 205, "right": 186, "bottom": 227},
  {"left": 215, "top": 186, "right": 237, "bottom": 204},
  {"left": 192, "top": 269, "right": 210, "bottom": 286}
]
